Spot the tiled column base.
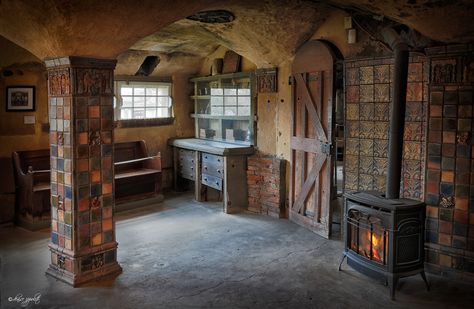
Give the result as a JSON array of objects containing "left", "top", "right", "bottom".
[{"left": 45, "top": 57, "right": 121, "bottom": 286}]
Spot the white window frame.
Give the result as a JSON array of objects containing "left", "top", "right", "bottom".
[{"left": 114, "top": 81, "right": 173, "bottom": 121}]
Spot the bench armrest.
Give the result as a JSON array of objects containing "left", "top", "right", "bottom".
[
  {"left": 114, "top": 157, "right": 156, "bottom": 166},
  {"left": 144, "top": 152, "right": 161, "bottom": 171},
  {"left": 31, "top": 169, "right": 51, "bottom": 174}
]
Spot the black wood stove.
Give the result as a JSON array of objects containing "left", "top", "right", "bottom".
[
  {"left": 340, "top": 191, "right": 428, "bottom": 299},
  {"left": 339, "top": 28, "right": 429, "bottom": 299}
]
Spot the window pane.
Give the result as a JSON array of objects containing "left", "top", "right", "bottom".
[
  {"left": 210, "top": 88, "right": 223, "bottom": 95},
  {"left": 211, "top": 96, "right": 223, "bottom": 106},
  {"left": 224, "top": 88, "right": 237, "bottom": 96},
  {"left": 134, "top": 96, "right": 145, "bottom": 107},
  {"left": 146, "top": 88, "right": 157, "bottom": 95},
  {"left": 238, "top": 106, "right": 251, "bottom": 116},
  {"left": 237, "top": 96, "right": 251, "bottom": 106},
  {"left": 158, "top": 97, "right": 170, "bottom": 107},
  {"left": 116, "top": 82, "right": 173, "bottom": 121},
  {"left": 133, "top": 108, "right": 145, "bottom": 119},
  {"left": 211, "top": 106, "right": 223, "bottom": 116},
  {"left": 145, "top": 109, "right": 157, "bottom": 118},
  {"left": 134, "top": 88, "right": 145, "bottom": 95},
  {"left": 157, "top": 108, "right": 170, "bottom": 118},
  {"left": 238, "top": 88, "right": 251, "bottom": 96},
  {"left": 146, "top": 97, "right": 157, "bottom": 107},
  {"left": 157, "top": 87, "right": 169, "bottom": 96},
  {"left": 224, "top": 106, "right": 237, "bottom": 116},
  {"left": 122, "top": 96, "right": 133, "bottom": 107},
  {"left": 121, "top": 87, "right": 132, "bottom": 95},
  {"left": 121, "top": 108, "right": 132, "bottom": 119},
  {"left": 224, "top": 96, "right": 237, "bottom": 106}
]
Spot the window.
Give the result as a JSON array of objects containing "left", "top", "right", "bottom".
[{"left": 115, "top": 81, "right": 173, "bottom": 120}]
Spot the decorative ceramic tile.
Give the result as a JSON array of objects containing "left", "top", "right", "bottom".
[
  {"left": 406, "top": 102, "right": 424, "bottom": 122},
  {"left": 374, "top": 84, "right": 390, "bottom": 102},
  {"left": 403, "top": 159, "right": 422, "bottom": 180},
  {"left": 359, "top": 121, "right": 374, "bottom": 139},
  {"left": 374, "top": 65, "right": 390, "bottom": 83},
  {"left": 374, "top": 103, "right": 389, "bottom": 121},
  {"left": 408, "top": 62, "right": 423, "bottom": 82},
  {"left": 406, "top": 82, "right": 423, "bottom": 102},
  {"left": 404, "top": 141, "right": 422, "bottom": 160},
  {"left": 359, "top": 103, "right": 374, "bottom": 121},
  {"left": 374, "top": 139, "right": 389, "bottom": 158},
  {"left": 359, "top": 85, "right": 374, "bottom": 102},
  {"left": 346, "top": 86, "right": 359, "bottom": 103},
  {"left": 345, "top": 175, "right": 358, "bottom": 191},
  {"left": 359, "top": 156, "right": 373, "bottom": 174},
  {"left": 359, "top": 66, "right": 374, "bottom": 84},
  {"left": 372, "top": 175, "right": 385, "bottom": 192},
  {"left": 404, "top": 122, "right": 424, "bottom": 141},
  {"left": 373, "top": 158, "right": 388, "bottom": 176},
  {"left": 374, "top": 122, "right": 389, "bottom": 140},
  {"left": 346, "top": 68, "right": 359, "bottom": 85},
  {"left": 359, "top": 174, "right": 373, "bottom": 190},
  {"left": 346, "top": 121, "right": 359, "bottom": 138},
  {"left": 359, "top": 139, "right": 373, "bottom": 156},
  {"left": 345, "top": 155, "right": 359, "bottom": 173},
  {"left": 346, "top": 104, "right": 359, "bottom": 120}
]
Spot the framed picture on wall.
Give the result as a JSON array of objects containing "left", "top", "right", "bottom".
[{"left": 6, "top": 86, "right": 35, "bottom": 111}]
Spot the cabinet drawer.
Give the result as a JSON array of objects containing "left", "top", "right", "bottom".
[
  {"left": 179, "top": 169, "right": 195, "bottom": 181},
  {"left": 201, "top": 174, "right": 222, "bottom": 191},
  {"left": 178, "top": 149, "right": 195, "bottom": 165},
  {"left": 179, "top": 162, "right": 195, "bottom": 175},
  {"left": 202, "top": 161, "right": 223, "bottom": 178},
  {"left": 201, "top": 153, "right": 223, "bottom": 167}
]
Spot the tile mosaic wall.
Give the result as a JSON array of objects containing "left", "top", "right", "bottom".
[
  {"left": 46, "top": 58, "right": 121, "bottom": 285},
  {"left": 424, "top": 45, "right": 474, "bottom": 273},
  {"left": 344, "top": 56, "right": 428, "bottom": 200}
]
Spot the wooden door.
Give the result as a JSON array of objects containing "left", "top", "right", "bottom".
[{"left": 290, "top": 40, "right": 336, "bottom": 238}]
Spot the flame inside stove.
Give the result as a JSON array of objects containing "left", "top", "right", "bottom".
[{"left": 351, "top": 226, "right": 386, "bottom": 263}]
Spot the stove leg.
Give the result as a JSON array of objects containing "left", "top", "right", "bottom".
[
  {"left": 420, "top": 271, "right": 430, "bottom": 291},
  {"left": 338, "top": 253, "right": 346, "bottom": 271},
  {"left": 388, "top": 275, "right": 398, "bottom": 300}
]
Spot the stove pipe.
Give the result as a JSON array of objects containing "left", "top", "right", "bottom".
[{"left": 381, "top": 27, "right": 409, "bottom": 199}]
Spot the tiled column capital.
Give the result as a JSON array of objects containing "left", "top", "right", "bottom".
[{"left": 45, "top": 56, "right": 121, "bottom": 286}]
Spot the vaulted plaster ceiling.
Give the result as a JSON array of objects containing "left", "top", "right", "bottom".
[{"left": 1, "top": 0, "right": 473, "bottom": 76}]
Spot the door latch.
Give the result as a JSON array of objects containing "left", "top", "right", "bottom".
[{"left": 321, "top": 142, "right": 333, "bottom": 155}]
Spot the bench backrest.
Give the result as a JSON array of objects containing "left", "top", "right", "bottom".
[
  {"left": 13, "top": 149, "right": 50, "bottom": 174},
  {"left": 114, "top": 140, "right": 150, "bottom": 172},
  {"left": 12, "top": 149, "right": 50, "bottom": 185}
]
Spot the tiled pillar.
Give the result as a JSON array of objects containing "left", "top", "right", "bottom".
[{"left": 45, "top": 57, "right": 121, "bottom": 286}]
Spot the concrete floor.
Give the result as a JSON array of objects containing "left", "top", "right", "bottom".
[{"left": 1, "top": 193, "right": 473, "bottom": 309}]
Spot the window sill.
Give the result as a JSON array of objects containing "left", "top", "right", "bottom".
[{"left": 115, "top": 117, "right": 175, "bottom": 128}]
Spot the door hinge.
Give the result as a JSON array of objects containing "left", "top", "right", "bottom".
[{"left": 288, "top": 75, "right": 295, "bottom": 85}]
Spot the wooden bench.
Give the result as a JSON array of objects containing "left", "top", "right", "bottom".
[
  {"left": 12, "top": 149, "right": 51, "bottom": 222},
  {"left": 12, "top": 141, "right": 162, "bottom": 220},
  {"left": 113, "top": 140, "right": 162, "bottom": 203}
]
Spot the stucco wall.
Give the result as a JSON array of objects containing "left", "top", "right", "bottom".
[
  {"left": 0, "top": 67, "right": 49, "bottom": 193},
  {"left": 114, "top": 74, "right": 195, "bottom": 188}
]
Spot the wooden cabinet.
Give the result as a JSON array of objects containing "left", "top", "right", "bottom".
[
  {"left": 190, "top": 72, "right": 255, "bottom": 145},
  {"left": 170, "top": 71, "right": 255, "bottom": 213},
  {"left": 170, "top": 138, "right": 254, "bottom": 213}
]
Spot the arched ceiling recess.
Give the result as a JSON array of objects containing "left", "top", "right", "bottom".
[
  {"left": 115, "top": 0, "right": 331, "bottom": 75},
  {"left": 1, "top": 0, "right": 473, "bottom": 74},
  {"left": 0, "top": 0, "right": 220, "bottom": 59}
]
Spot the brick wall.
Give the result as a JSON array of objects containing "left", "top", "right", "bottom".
[{"left": 247, "top": 156, "right": 286, "bottom": 218}]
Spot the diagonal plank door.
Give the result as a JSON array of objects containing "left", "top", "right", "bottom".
[{"left": 290, "top": 40, "right": 336, "bottom": 239}]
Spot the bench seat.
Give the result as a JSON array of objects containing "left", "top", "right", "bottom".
[
  {"left": 115, "top": 168, "right": 160, "bottom": 180},
  {"left": 33, "top": 183, "right": 50, "bottom": 192}
]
